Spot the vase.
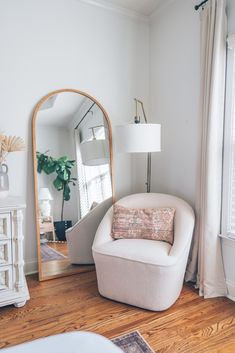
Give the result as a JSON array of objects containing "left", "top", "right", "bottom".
[
  {"left": 0, "top": 163, "right": 9, "bottom": 199},
  {"left": 54, "top": 220, "right": 72, "bottom": 241}
]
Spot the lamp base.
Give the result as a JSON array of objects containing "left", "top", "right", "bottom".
[{"left": 40, "top": 200, "right": 51, "bottom": 218}]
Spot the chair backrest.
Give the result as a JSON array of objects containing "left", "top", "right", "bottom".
[
  {"left": 114, "top": 193, "right": 195, "bottom": 257},
  {"left": 115, "top": 193, "right": 192, "bottom": 211},
  {"left": 93, "top": 193, "right": 195, "bottom": 249}
]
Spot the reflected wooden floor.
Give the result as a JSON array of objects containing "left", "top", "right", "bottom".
[
  {"left": 48, "top": 242, "right": 68, "bottom": 256},
  {"left": 41, "top": 241, "right": 94, "bottom": 280},
  {"left": 0, "top": 271, "right": 235, "bottom": 352}
]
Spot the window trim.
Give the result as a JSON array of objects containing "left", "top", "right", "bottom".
[{"left": 222, "top": 34, "right": 235, "bottom": 236}]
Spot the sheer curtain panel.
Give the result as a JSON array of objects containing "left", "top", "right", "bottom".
[{"left": 186, "top": 0, "right": 227, "bottom": 298}]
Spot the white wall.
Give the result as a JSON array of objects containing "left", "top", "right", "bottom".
[
  {"left": 0, "top": 0, "right": 149, "bottom": 273},
  {"left": 147, "top": 0, "right": 200, "bottom": 207}
]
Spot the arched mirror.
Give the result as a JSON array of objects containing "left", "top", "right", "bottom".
[{"left": 32, "top": 89, "right": 114, "bottom": 281}]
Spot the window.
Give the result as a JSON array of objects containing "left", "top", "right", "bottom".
[
  {"left": 74, "top": 127, "right": 112, "bottom": 218},
  {"left": 222, "top": 34, "right": 235, "bottom": 237}
]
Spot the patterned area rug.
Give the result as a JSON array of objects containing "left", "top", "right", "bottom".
[
  {"left": 40, "top": 243, "right": 67, "bottom": 262},
  {"left": 112, "top": 331, "right": 155, "bottom": 353}
]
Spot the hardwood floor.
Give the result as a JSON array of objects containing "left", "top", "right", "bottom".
[{"left": 0, "top": 271, "right": 234, "bottom": 352}]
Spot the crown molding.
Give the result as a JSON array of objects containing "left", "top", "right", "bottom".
[
  {"left": 79, "top": 0, "right": 149, "bottom": 22},
  {"left": 150, "top": 0, "right": 176, "bottom": 20}
]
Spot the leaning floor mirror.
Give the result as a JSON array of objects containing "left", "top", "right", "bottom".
[{"left": 32, "top": 89, "right": 114, "bottom": 280}]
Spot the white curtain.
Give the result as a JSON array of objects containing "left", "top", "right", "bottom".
[{"left": 185, "top": 0, "right": 227, "bottom": 298}]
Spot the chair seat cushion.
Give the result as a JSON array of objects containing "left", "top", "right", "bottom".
[{"left": 94, "top": 238, "right": 176, "bottom": 267}]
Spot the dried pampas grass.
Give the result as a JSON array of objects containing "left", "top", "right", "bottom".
[
  {"left": 3, "top": 136, "right": 25, "bottom": 152},
  {"left": 0, "top": 134, "right": 26, "bottom": 163}
]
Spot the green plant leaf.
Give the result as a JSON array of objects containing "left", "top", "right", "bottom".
[
  {"left": 53, "top": 177, "right": 63, "bottom": 191},
  {"left": 58, "top": 156, "right": 68, "bottom": 163},
  {"left": 63, "top": 183, "right": 71, "bottom": 201},
  {"left": 36, "top": 151, "right": 77, "bottom": 221},
  {"left": 43, "top": 159, "right": 57, "bottom": 174},
  {"left": 37, "top": 152, "right": 48, "bottom": 173},
  {"left": 66, "top": 160, "right": 76, "bottom": 168},
  {"left": 57, "top": 169, "right": 69, "bottom": 181}
]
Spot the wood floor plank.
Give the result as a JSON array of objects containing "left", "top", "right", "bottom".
[{"left": 0, "top": 271, "right": 234, "bottom": 352}]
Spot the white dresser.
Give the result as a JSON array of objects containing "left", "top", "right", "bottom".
[{"left": 0, "top": 198, "right": 29, "bottom": 307}]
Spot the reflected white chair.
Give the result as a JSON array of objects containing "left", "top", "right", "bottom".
[
  {"left": 66, "top": 197, "right": 112, "bottom": 264},
  {"left": 92, "top": 193, "right": 195, "bottom": 311}
]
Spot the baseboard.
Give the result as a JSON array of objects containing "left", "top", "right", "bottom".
[
  {"left": 226, "top": 280, "right": 235, "bottom": 302},
  {"left": 24, "top": 259, "right": 38, "bottom": 275}
]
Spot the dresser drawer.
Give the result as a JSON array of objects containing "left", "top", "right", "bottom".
[
  {"left": 0, "top": 202, "right": 29, "bottom": 307},
  {"left": 0, "top": 240, "right": 12, "bottom": 266},
  {"left": 0, "top": 213, "right": 11, "bottom": 240},
  {"left": 0, "top": 266, "right": 13, "bottom": 292}
]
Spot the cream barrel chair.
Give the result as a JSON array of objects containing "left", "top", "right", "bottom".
[{"left": 92, "top": 193, "right": 195, "bottom": 311}]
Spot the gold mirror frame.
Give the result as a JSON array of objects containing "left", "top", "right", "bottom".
[{"left": 32, "top": 88, "right": 115, "bottom": 281}]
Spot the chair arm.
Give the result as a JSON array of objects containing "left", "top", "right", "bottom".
[
  {"left": 169, "top": 205, "right": 195, "bottom": 259},
  {"left": 92, "top": 207, "right": 114, "bottom": 250}
]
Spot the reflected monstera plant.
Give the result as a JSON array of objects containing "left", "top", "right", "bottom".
[{"left": 36, "top": 151, "right": 77, "bottom": 221}]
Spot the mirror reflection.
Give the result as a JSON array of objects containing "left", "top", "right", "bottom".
[{"left": 33, "top": 90, "right": 113, "bottom": 280}]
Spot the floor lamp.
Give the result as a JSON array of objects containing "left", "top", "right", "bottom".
[{"left": 115, "top": 99, "right": 161, "bottom": 192}]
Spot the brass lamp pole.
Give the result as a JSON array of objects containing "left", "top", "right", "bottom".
[{"left": 134, "top": 98, "right": 151, "bottom": 193}]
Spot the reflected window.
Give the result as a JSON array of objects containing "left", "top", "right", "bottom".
[{"left": 75, "top": 125, "right": 112, "bottom": 217}]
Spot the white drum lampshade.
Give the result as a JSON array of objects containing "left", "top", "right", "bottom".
[
  {"left": 115, "top": 98, "right": 161, "bottom": 192},
  {"left": 115, "top": 123, "right": 161, "bottom": 153},
  {"left": 39, "top": 188, "right": 53, "bottom": 201},
  {"left": 80, "top": 139, "right": 109, "bottom": 166},
  {"left": 38, "top": 188, "right": 53, "bottom": 218},
  {"left": 115, "top": 122, "right": 161, "bottom": 192}
]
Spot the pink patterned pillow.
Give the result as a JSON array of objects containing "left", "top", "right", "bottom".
[{"left": 111, "top": 204, "right": 175, "bottom": 245}]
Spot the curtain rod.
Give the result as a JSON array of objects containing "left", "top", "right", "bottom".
[
  {"left": 75, "top": 102, "right": 96, "bottom": 130},
  {"left": 195, "top": 0, "right": 208, "bottom": 11}
]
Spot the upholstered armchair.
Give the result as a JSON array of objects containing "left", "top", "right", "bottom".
[{"left": 92, "top": 193, "right": 195, "bottom": 311}]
